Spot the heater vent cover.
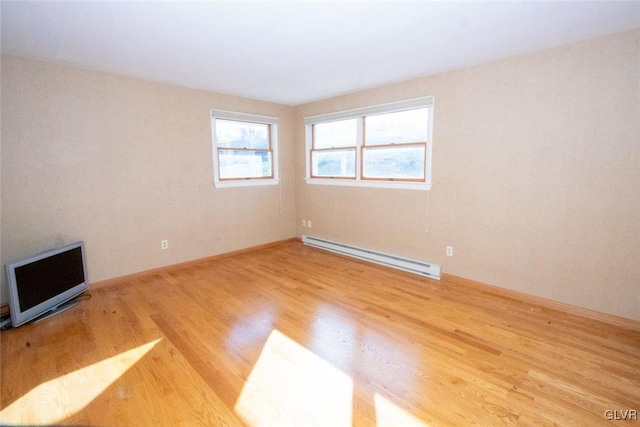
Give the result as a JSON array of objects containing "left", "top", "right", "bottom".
[{"left": 302, "top": 235, "right": 441, "bottom": 280}]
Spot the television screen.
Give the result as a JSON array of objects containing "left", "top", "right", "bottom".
[{"left": 5, "top": 241, "right": 89, "bottom": 327}]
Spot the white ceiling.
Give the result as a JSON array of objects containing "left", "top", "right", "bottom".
[{"left": 2, "top": 1, "right": 640, "bottom": 106}]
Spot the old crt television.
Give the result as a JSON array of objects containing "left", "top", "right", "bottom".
[{"left": 5, "top": 241, "right": 89, "bottom": 327}]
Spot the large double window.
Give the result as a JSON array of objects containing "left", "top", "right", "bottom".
[
  {"left": 211, "top": 109, "right": 279, "bottom": 188},
  {"left": 305, "top": 97, "right": 433, "bottom": 190}
]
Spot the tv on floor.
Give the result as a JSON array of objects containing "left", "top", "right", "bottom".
[{"left": 5, "top": 241, "right": 89, "bottom": 327}]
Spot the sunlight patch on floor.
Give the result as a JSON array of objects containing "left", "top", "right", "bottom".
[
  {"left": 0, "top": 339, "right": 160, "bottom": 425},
  {"left": 375, "top": 393, "right": 430, "bottom": 427},
  {"left": 234, "top": 329, "right": 353, "bottom": 427}
]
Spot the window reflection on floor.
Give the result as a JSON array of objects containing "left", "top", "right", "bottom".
[
  {"left": 0, "top": 339, "right": 160, "bottom": 425},
  {"left": 234, "top": 329, "right": 353, "bottom": 426}
]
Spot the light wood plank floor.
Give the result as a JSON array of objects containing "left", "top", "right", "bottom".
[{"left": 1, "top": 242, "right": 639, "bottom": 426}]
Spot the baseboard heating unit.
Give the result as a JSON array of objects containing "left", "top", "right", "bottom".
[{"left": 302, "top": 235, "right": 441, "bottom": 280}]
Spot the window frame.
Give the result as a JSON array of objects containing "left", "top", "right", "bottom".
[
  {"left": 304, "top": 97, "right": 433, "bottom": 191},
  {"left": 211, "top": 109, "right": 279, "bottom": 188}
]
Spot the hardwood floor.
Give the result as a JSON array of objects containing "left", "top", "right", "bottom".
[{"left": 1, "top": 241, "right": 639, "bottom": 426}]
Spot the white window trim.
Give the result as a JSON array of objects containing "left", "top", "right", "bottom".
[
  {"left": 211, "top": 109, "right": 280, "bottom": 188},
  {"left": 304, "top": 97, "right": 433, "bottom": 191}
]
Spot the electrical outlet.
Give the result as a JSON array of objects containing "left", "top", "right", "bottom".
[
  {"left": 161, "top": 240, "right": 169, "bottom": 250},
  {"left": 307, "top": 220, "right": 312, "bottom": 228},
  {"left": 446, "top": 246, "right": 453, "bottom": 257},
  {"left": 302, "top": 219, "right": 307, "bottom": 228}
]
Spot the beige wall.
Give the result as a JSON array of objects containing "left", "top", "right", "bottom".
[
  {"left": 1, "top": 55, "right": 296, "bottom": 303},
  {"left": 294, "top": 30, "right": 640, "bottom": 320},
  {"left": 2, "top": 29, "right": 638, "bottom": 321}
]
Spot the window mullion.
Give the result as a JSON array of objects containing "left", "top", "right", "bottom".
[{"left": 356, "top": 117, "right": 363, "bottom": 181}]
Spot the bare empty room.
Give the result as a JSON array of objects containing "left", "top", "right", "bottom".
[{"left": 1, "top": 1, "right": 639, "bottom": 426}]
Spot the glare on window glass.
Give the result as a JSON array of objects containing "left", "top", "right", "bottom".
[
  {"left": 311, "top": 149, "right": 356, "bottom": 178},
  {"left": 365, "top": 108, "right": 428, "bottom": 146},
  {"left": 362, "top": 145, "right": 425, "bottom": 180},
  {"left": 313, "top": 119, "right": 357, "bottom": 149},
  {"left": 219, "top": 150, "right": 272, "bottom": 179},
  {"left": 216, "top": 119, "right": 270, "bottom": 149}
]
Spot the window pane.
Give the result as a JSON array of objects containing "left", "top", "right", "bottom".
[
  {"left": 362, "top": 145, "right": 425, "bottom": 180},
  {"left": 313, "top": 119, "right": 358, "bottom": 149},
  {"left": 311, "top": 149, "right": 356, "bottom": 178},
  {"left": 219, "top": 150, "right": 272, "bottom": 179},
  {"left": 216, "top": 119, "right": 270, "bottom": 149},
  {"left": 365, "top": 108, "right": 428, "bottom": 146}
]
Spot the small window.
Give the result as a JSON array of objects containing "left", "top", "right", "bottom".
[
  {"left": 211, "top": 110, "right": 279, "bottom": 188},
  {"left": 304, "top": 97, "right": 433, "bottom": 190}
]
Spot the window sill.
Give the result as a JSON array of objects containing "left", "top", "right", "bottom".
[
  {"left": 305, "top": 178, "right": 430, "bottom": 191},
  {"left": 214, "top": 178, "right": 280, "bottom": 189}
]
